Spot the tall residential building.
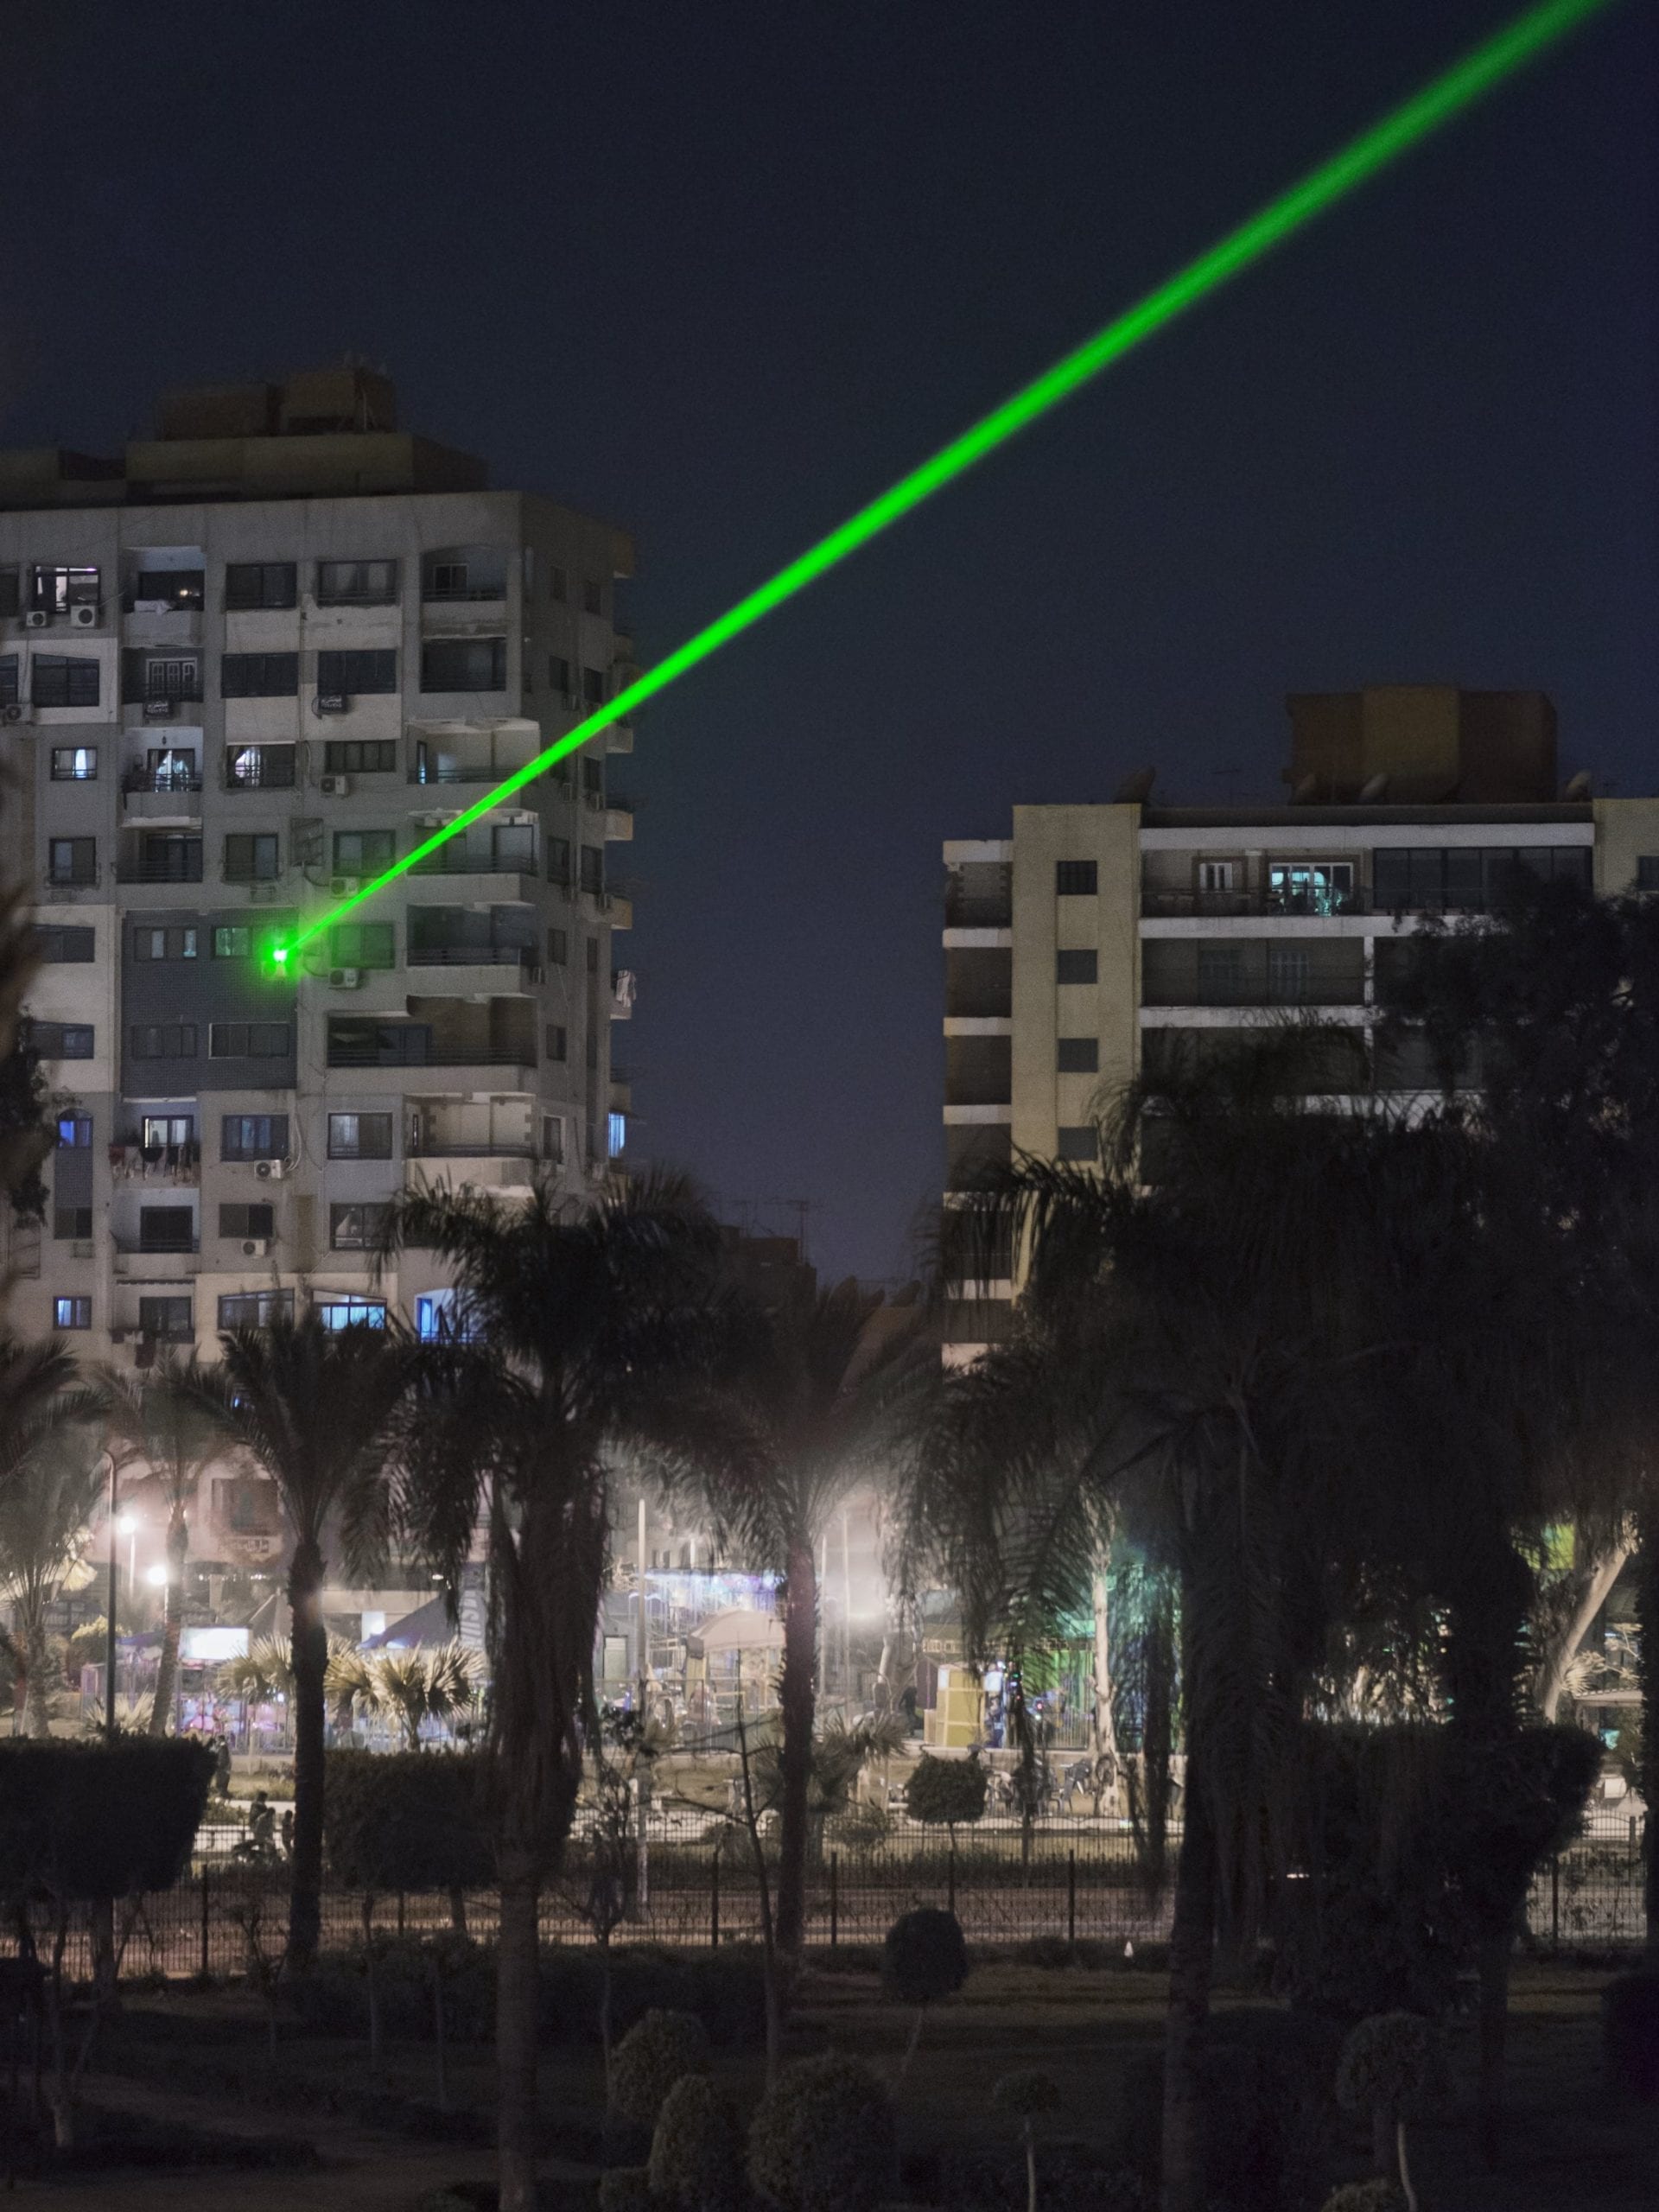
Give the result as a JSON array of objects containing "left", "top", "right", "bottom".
[
  {"left": 0, "top": 365, "right": 636, "bottom": 1561},
  {"left": 941, "top": 684, "right": 1659, "bottom": 1363}
]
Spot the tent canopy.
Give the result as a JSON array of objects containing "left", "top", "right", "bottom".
[{"left": 687, "top": 1607, "right": 784, "bottom": 1658}]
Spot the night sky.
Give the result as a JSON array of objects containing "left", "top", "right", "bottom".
[{"left": 5, "top": 3, "right": 1654, "bottom": 1281}]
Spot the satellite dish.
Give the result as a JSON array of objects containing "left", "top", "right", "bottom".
[
  {"left": 1561, "top": 771, "right": 1592, "bottom": 800},
  {"left": 1358, "top": 772, "right": 1390, "bottom": 802},
  {"left": 1114, "top": 767, "right": 1156, "bottom": 804}
]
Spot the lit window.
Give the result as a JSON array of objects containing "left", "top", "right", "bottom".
[
  {"left": 607, "top": 1110, "right": 627, "bottom": 1159},
  {"left": 54, "top": 1296, "right": 92, "bottom": 1330},
  {"left": 316, "top": 1296, "right": 386, "bottom": 1331}
]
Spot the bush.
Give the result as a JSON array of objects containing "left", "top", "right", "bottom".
[
  {"left": 882, "top": 1907, "right": 969, "bottom": 2006},
  {"left": 903, "top": 1752, "right": 988, "bottom": 1832},
  {"left": 609, "top": 2009, "right": 711, "bottom": 2129},
  {"left": 1199, "top": 2007, "right": 1342, "bottom": 2212},
  {"left": 324, "top": 1750, "right": 491, "bottom": 1894},
  {"left": 598, "top": 2168, "right": 656, "bottom": 2212},
  {"left": 994, "top": 2068, "right": 1062, "bottom": 2122},
  {"left": 748, "top": 2053, "right": 895, "bottom": 2212},
  {"left": 1604, "top": 1969, "right": 1659, "bottom": 2102},
  {"left": 0, "top": 1738, "right": 212, "bottom": 1899},
  {"left": 1335, "top": 2012, "right": 1448, "bottom": 2125},
  {"left": 649, "top": 2074, "right": 746, "bottom": 2212}
]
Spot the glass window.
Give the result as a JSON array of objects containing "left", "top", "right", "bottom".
[
  {"left": 219, "top": 1289, "right": 294, "bottom": 1330},
  {"left": 329, "top": 1202, "right": 391, "bottom": 1250},
  {"left": 415, "top": 1288, "right": 478, "bottom": 1343},
  {"left": 1057, "top": 1037, "right": 1099, "bottom": 1073},
  {"left": 221, "top": 1115, "right": 289, "bottom": 1161},
  {"left": 0, "top": 570, "right": 17, "bottom": 618},
  {"left": 327, "top": 1111, "right": 392, "bottom": 1160},
  {"left": 0, "top": 653, "right": 18, "bottom": 704},
  {"left": 1443, "top": 847, "right": 1484, "bottom": 911},
  {"left": 130, "top": 568, "right": 203, "bottom": 611},
  {"left": 547, "top": 926, "right": 569, "bottom": 965},
  {"left": 1197, "top": 947, "right": 1243, "bottom": 1002},
  {"left": 1268, "top": 860, "right": 1356, "bottom": 916},
  {"left": 133, "top": 925, "right": 198, "bottom": 961},
  {"left": 224, "top": 832, "right": 280, "bottom": 880},
  {"left": 582, "top": 664, "right": 606, "bottom": 706},
  {"left": 221, "top": 652, "right": 300, "bottom": 698},
  {"left": 493, "top": 823, "right": 536, "bottom": 871},
  {"left": 31, "top": 655, "right": 99, "bottom": 709},
  {"left": 323, "top": 740, "right": 398, "bottom": 773},
  {"left": 1055, "top": 861, "right": 1097, "bottom": 897},
  {"left": 541, "top": 1114, "right": 565, "bottom": 1165},
  {"left": 421, "top": 637, "right": 507, "bottom": 692},
  {"left": 1056, "top": 1126, "right": 1099, "bottom": 1162},
  {"left": 225, "top": 743, "right": 297, "bottom": 790},
  {"left": 546, "top": 1024, "right": 568, "bottom": 1062},
  {"left": 33, "top": 925, "right": 95, "bottom": 963},
  {"left": 333, "top": 830, "right": 395, "bottom": 874},
  {"left": 141, "top": 1116, "right": 194, "bottom": 1150},
  {"left": 422, "top": 548, "right": 508, "bottom": 601},
  {"left": 317, "top": 1296, "right": 386, "bottom": 1331},
  {"left": 219, "top": 1204, "right": 276, "bottom": 1241},
  {"left": 548, "top": 653, "right": 572, "bottom": 696},
  {"left": 54, "top": 1205, "right": 92, "bottom": 1240},
  {"left": 133, "top": 832, "right": 202, "bottom": 881},
  {"left": 209, "top": 1021, "right": 290, "bottom": 1058},
  {"left": 583, "top": 579, "right": 604, "bottom": 615},
  {"left": 608, "top": 1110, "right": 627, "bottom": 1159},
  {"left": 1056, "top": 949, "right": 1096, "bottom": 984},
  {"left": 212, "top": 925, "right": 253, "bottom": 959},
  {"left": 547, "top": 836, "right": 571, "bottom": 886},
  {"left": 137, "top": 1206, "right": 194, "bottom": 1252},
  {"left": 316, "top": 648, "right": 397, "bottom": 696},
  {"left": 328, "top": 921, "right": 395, "bottom": 969},
  {"left": 315, "top": 560, "right": 397, "bottom": 606},
  {"left": 48, "top": 837, "right": 97, "bottom": 886},
  {"left": 130, "top": 1022, "right": 197, "bottom": 1059},
  {"left": 1637, "top": 857, "right": 1659, "bottom": 894},
  {"left": 579, "top": 845, "right": 603, "bottom": 895},
  {"left": 49, "top": 747, "right": 97, "bottom": 781},
  {"left": 138, "top": 1296, "right": 194, "bottom": 1341},
  {"left": 31, "top": 565, "right": 100, "bottom": 615},
  {"left": 225, "top": 562, "right": 297, "bottom": 611},
  {"left": 53, "top": 1296, "right": 92, "bottom": 1330},
  {"left": 1267, "top": 946, "right": 1310, "bottom": 1004},
  {"left": 56, "top": 1115, "right": 92, "bottom": 1147}
]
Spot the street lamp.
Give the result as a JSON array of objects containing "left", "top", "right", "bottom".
[
  {"left": 117, "top": 1511, "right": 138, "bottom": 1592},
  {"left": 100, "top": 1452, "right": 118, "bottom": 1740},
  {"left": 144, "top": 1562, "right": 168, "bottom": 1591}
]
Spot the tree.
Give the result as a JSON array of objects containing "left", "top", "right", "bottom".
[
  {"left": 99, "top": 1355, "right": 227, "bottom": 1735},
  {"left": 358, "top": 1642, "right": 481, "bottom": 1751},
  {"left": 1335, "top": 2012, "right": 1450, "bottom": 2212},
  {"left": 0, "top": 1416, "right": 103, "bottom": 1737},
  {"left": 0, "top": 875, "right": 54, "bottom": 1236},
  {"left": 191, "top": 1308, "right": 413, "bottom": 1965},
  {"left": 382, "top": 1169, "right": 721, "bottom": 2212}
]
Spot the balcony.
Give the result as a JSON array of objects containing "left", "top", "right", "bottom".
[
  {"left": 115, "top": 857, "right": 204, "bottom": 886},
  {"left": 405, "top": 944, "right": 537, "bottom": 969},
  {"left": 111, "top": 1140, "right": 200, "bottom": 1185},
  {"left": 609, "top": 1072, "right": 632, "bottom": 1116},
  {"left": 944, "top": 889, "right": 1013, "bottom": 930},
  {"left": 327, "top": 1017, "right": 536, "bottom": 1072},
  {"left": 408, "top": 849, "right": 537, "bottom": 880},
  {"left": 404, "top": 1147, "right": 538, "bottom": 1198},
  {"left": 225, "top": 747, "right": 297, "bottom": 791},
  {"left": 122, "top": 766, "right": 203, "bottom": 823},
  {"left": 603, "top": 798, "right": 633, "bottom": 843},
  {"left": 610, "top": 969, "right": 636, "bottom": 1020},
  {"left": 1141, "top": 887, "right": 1374, "bottom": 919},
  {"left": 113, "top": 1235, "right": 200, "bottom": 1281}
]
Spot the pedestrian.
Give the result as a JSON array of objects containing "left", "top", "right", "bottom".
[
  {"left": 279, "top": 1808, "right": 295, "bottom": 1858},
  {"left": 213, "top": 1734, "right": 232, "bottom": 1798}
]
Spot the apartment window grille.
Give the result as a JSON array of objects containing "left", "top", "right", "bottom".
[
  {"left": 1197, "top": 947, "right": 1243, "bottom": 1003},
  {"left": 315, "top": 560, "right": 397, "bottom": 606},
  {"left": 1055, "top": 861, "right": 1097, "bottom": 896},
  {"left": 1056, "top": 949, "right": 1097, "bottom": 984},
  {"left": 33, "top": 926, "right": 95, "bottom": 962},
  {"left": 219, "top": 1290, "right": 294, "bottom": 1329},
  {"left": 225, "top": 562, "right": 297, "bottom": 611},
  {"left": 130, "top": 1023, "right": 197, "bottom": 1059},
  {"left": 31, "top": 657, "right": 99, "bottom": 709},
  {"left": 333, "top": 830, "right": 395, "bottom": 874},
  {"left": 224, "top": 833, "right": 280, "bottom": 881},
  {"left": 221, "top": 1115, "right": 289, "bottom": 1161},
  {"left": 328, "top": 921, "right": 395, "bottom": 969},
  {"left": 1057, "top": 1037, "right": 1099, "bottom": 1073},
  {"left": 138, "top": 1297, "right": 194, "bottom": 1341},
  {"left": 54, "top": 1297, "right": 92, "bottom": 1330},
  {"left": 1056, "top": 1125, "right": 1100, "bottom": 1162},
  {"left": 327, "top": 1112, "right": 392, "bottom": 1160},
  {"left": 317, "top": 1296, "right": 386, "bottom": 1331},
  {"left": 316, "top": 648, "right": 397, "bottom": 696},
  {"left": 209, "top": 1021, "right": 290, "bottom": 1058},
  {"left": 133, "top": 925, "right": 198, "bottom": 962},
  {"left": 49, "top": 747, "right": 97, "bottom": 781},
  {"left": 130, "top": 655, "right": 200, "bottom": 703},
  {"left": 226, "top": 744, "right": 296, "bottom": 789},
  {"left": 221, "top": 652, "right": 299, "bottom": 698},
  {"left": 48, "top": 839, "right": 97, "bottom": 887},
  {"left": 329, "top": 1202, "right": 391, "bottom": 1250},
  {"left": 1268, "top": 945, "right": 1311, "bottom": 1004},
  {"left": 219, "top": 1204, "right": 276, "bottom": 1241},
  {"left": 323, "top": 740, "right": 397, "bottom": 773},
  {"left": 420, "top": 637, "right": 507, "bottom": 692}
]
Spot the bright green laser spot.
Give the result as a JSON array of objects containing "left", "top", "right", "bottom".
[{"left": 284, "top": 0, "right": 1617, "bottom": 959}]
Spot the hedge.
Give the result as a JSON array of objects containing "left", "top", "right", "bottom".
[{"left": 0, "top": 1737, "right": 213, "bottom": 1901}]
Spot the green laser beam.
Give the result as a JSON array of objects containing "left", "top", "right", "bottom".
[{"left": 280, "top": 0, "right": 1617, "bottom": 965}]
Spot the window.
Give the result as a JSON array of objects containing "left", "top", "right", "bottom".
[
  {"left": 327, "top": 1111, "right": 392, "bottom": 1160},
  {"left": 225, "top": 743, "right": 297, "bottom": 789},
  {"left": 548, "top": 653, "right": 572, "bottom": 696},
  {"left": 209, "top": 1021, "right": 290, "bottom": 1058},
  {"left": 224, "top": 832, "right": 280, "bottom": 880},
  {"left": 333, "top": 830, "right": 395, "bottom": 874},
  {"left": 133, "top": 924, "right": 198, "bottom": 961},
  {"left": 1056, "top": 949, "right": 1097, "bottom": 985},
  {"left": 31, "top": 565, "right": 99, "bottom": 616},
  {"left": 422, "top": 548, "right": 508, "bottom": 601},
  {"left": 225, "top": 561, "right": 297, "bottom": 611},
  {"left": 130, "top": 833, "right": 202, "bottom": 882},
  {"left": 317, "top": 1296, "right": 386, "bottom": 1331},
  {"left": 33, "top": 925, "right": 95, "bottom": 963},
  {"left": 32, "top": 657, "right": 99, "bottom": 709},
  {"left": 608, "top": 1110, "right": 627, "bottom": 1159},
  {"left": 582, "top": 664, "right": 606, "bottom": 706},
  {"left": 550, "top": 565, "right": 568, "bottom": 603},
  {"left": 315, "top": 559, "right": 397, "bottom": 606},
  {"left": 221, "top": 1114, "right": 289, "bottom": 1161},
  {"left": 1370, "top": 846, "right": 1590, "bottom": 913},
  {"left": 49, "top": 747, "right": 97, "bottom": 781},
  {"left": 328, "top": 921, "right": 395, "bottom": 969},
  {"left": 139, "top": 1296, "right": 193, "bottom": 1341},
  {"left": 0, "top": 654, "right": 17, "bottom": 705},
  {"left": 28, "top": 1022, "right": 93, "bottom": 1059},
  {"left": 542, "top": 1114, "right": 565, "bottom": 1165},
  {"left": 493, "top": 823, "right": 535, "bottom": 871},
  {"left": 546, "top": 1024, "right": 568, "bottom": 1062},
  {"left": 583, "top": 578, "right": 604, "bottom": 616},
  {"left": 1056, "top": 1126, "right": 1099, "bottom": 1162},
  {"left": 53, "top": 1297, "right": 92, "bottom": 1331},
  {"left": 130, "top": 1023, "right": 197, "bottom": 1059},
  {"left": 138, "top": 1206, "right": 194, "bottom": 1252},
  {"left": 579, "top": 845, "right": 604, "bottom": 896},
  {"left": 1268, "top": 860, "right": 1355, "bottom": 916},
  {"left": 421, "top": 637, "right": 507, "bottom": 691},
  {"left": 415, "top": 1288, "right": 477, "bottom": 1343},
  {"left": 1197, "top": 860, "right": 1237, "bottom": 893},
  {"left": 123, "top": 652, "right": 201, "bottom": 702},
  {"left": 1197, "top": 947, "right": 1243, "bottom": 1002},
  {"left": 1057, "top": 1038, "right": 1099, "bottom": 1073},
  {"left": 547, "top": 836, "right": 571, "bottom": 887},
  {"left": 54, "top": 1206, "right": 92, "bottom": 1240},
  {"left": 1055, "top": 861, "right": 1097, "bottom": 896},
  {"left": 219, "top": 1204, "right": 276, "bottom": 1241},
  {"left": 323, "top": 740, "right": 397, "bottom": 773},
  {"left": 142, "top": 1115, "right": 194, "bottom": 1150},
  {"left": 0, "top": 569, "right": 17, "bottom": 618},
  {"left": 56, "top": 1115, "right": 92, "bottom": 1148},
  {"left": 329, "top": 1202, "right": 390, "bottom": 1250},
  {"left": 316, "top": 648, "right": 397, "bottom": 696},
  {"left": 221, "top": 652, "right": 299, "bottom": 698},
  {"left": 1267, "top": 945, "right": 1310, "bottom": 1004},
  {"left": 47, "top": 836, "right": 96, "bottom": 887},
  {"left": 219, "top": 1289, "right": 294, "bottom": 1330},
  {"left": 582, "top": 756, "right": 603, "bottom": 803},
  {"left": 547, "top": 926, "right": 569, "bottom": 965},
  {"left": 1639, "top": 857, "right": 1659, "bottom": 894},
  {"left": 212, "top": 925, "right": 252, "bottom": 958}
]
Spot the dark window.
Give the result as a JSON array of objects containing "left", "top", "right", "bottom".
[
  {"left": 315, "top": 559, "right": 397, "bottom": 606},
  {"left": 548, "top": 653, "right": 572, "bottom": 695},
  {"left": 138, "top": 1205, "right": 194, "bottom": 1252},
  {"left": 333, "top": 830, "right": 396, "bottom": 874},
  {"left": 209, "top": 1021, "right": 290, "bottom": 1058},
  {"left": 138, "top": 1296, "right": 194, "bottom": 1340},
  {"left": 329, "top": 1202, "right": 391, "bottom": 1250},
  {"left": 323, "top": 740, "right": 397, "bottom": 773},
  {"left": 130, "top": 568, "right": 202, "bottom": 611},
  {"left": 219, "top": 1289, "right": 294, "bottom": 1329},
  {"left": 130, "top": 1023, "right": 198, "bottom": 1059},
  {"left": 547, "top": 926, "right": 569, "bottom": 965},
  {"left": 579, "top": 845, "right": 604, "bottom": 895},
  {"left": 1056, "top": 949, "right": 1097, "bottom": 984},
  {"left": 1057, "top": 1037, "right": 1099, "bottom": 1073},
  {"left": 224, "top": 832, "right": 280, "bottom": 881},
  {"left": 493, "top": 823, "right": 535, "bottom": 871},
  {"left": 547, "top": 836, "right": 571, "bottom": 886},
  {"left": 583, "top": 578, "right": 603, "bottom": 616},
  {"left": 0, "top": 654, "right": 17, "bottom": 704},
  {"left": 1055, "top": 861, "right": 1097, "bottom": 896},
  {"left": 48, "top": 838, "right": 97, "bottom": 887},
  {"left": 219, "top": 1203, "right": 276, "bottom": 1241},
  {"left": 225, "top": 562, "right": 297, "bottom": 611},
  {"left": 132, "top": 925, "right": 198, "bottom": 961},
  {"left": 31, "top": 656, "right": 99, "bottom": 709},
  {"left": 29, "top": 1022, "right": 93, "bottom": 1059},
  {"left": 316, "top": 648, "right": 397, "bottom": 696},
  {"left": 32, "top": 566, "right": 99, "bottom": 614},
  {"left": 221, "top": 652, "right": 299, "bottom": 698},
  {"left": 225, "top": 743, "right": 297, "bottom": 789},
  {"left": 33, "top": 925, "right": 95, "bottom": 963},
  {"left": 54, "top": 1296, "right": 92, "bottom": 1330},
  {"left": 550, "top": 566, "right": 568, "bottom": 603},
  {"left": 122, "top": 652, "right": 201, "bottom": 703},
  {"left": 327, "top": 1112, "right": 392, "bottom": 1160},
  {"left": 1638, "top": 857, "right": 1659, "bottom": 893},
  {"left": 130, "top": 833, "right": 202, "bottom": 882},
  {"left": 49, "top": 747, "right": 97, "bottom": 781},
  {"left": 54, "top": 1205, "right": 92, "bottom": 1239},
  {"left": 421, "top": 637, "right": 507, "bottom": 692},
  {"left": 221, "top": 1115, "right": 289, "bottom": 1160},
  {"left": 422, "top": 549, "right": 508, "bottom": 601},
  {"left": 328, "top": 921, "right": 395, "bottom": 968},
  {"left": 546, "top": 1024, "right": 568, "bottom": 1061},
  {"left": 0, "top": 570, "right": 17, "bottom": 618},
  {"left": 1056, "top": 1125, "right": 1099, "bottom": 1162},
  {"left": 582, "top": 664, "right": 606, "bottom": 706},
  {"left": 582, "top": 757, "right": 603, "bottom": 800}
]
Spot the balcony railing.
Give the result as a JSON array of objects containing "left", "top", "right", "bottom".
[
  {"left": 114, "top": 860, "right": 204, "bottom": 885},
  {"left": 406, "top": 945, "right": 535, "bottom": 967},
  {"left": 409, "top": 764, "right": 522, "bottom": 785},
  {"left": 115, "top": 1235, "right": 200, "bottom": 1255},
  {"left": 225, "top": 754, "right": 297, "bottom": 791},
  {"left": 327, "top": 1033, "right": 536, "bottom": 1069},
  {"left": 123, "top": 766, "right": 202, "bottom": 795},
  {"left": 112, "top": 1141, "right": 200, "bottom": 1181},
  {"left": 409, "top": 851, "right": 537, "bottom": 876},
  {"left": 1141, "top": 888, "right": 1375, "bottom": 919},
  {"left": 944, "top": 894, "right": 1014, "bottom": 930},
  {"left": 405, "top": 1140, "right": 539, "bottom": 1160}
]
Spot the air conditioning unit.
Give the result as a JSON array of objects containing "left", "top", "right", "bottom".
[
  {"left": 329, "top": 875, "right": 360, "bottom": 896},
  {"left": 241, "top": 1238, "right": 271, "bottom": 1259},
  {"left": 314, "top": 694, "right": 349, "bottom": 715},
  {"left": 254, "top": 1158, "right": 286, "bottom": 1182},
  {"left": 143, "top": 699, "right": 175, "bottom": 721},
  {"left": 249, "top": 882, "right": 279, "bottom": 901},
  {"left": 24, "top": 608, "right": 48, "bottom": 630},
  {"left": 320, "top": 773, "right": 352, "bottom": 796},
  {"left": 329, "top": 968, "right": 362, "bottom": 989},
  {"left": 69, "top": 602, "right": 99, "bottom": 628}
]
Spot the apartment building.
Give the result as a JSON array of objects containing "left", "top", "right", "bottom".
[
  {"left": 0, "top": 365, "right": 637, "bottom": 1561},
  {"left": 942, "top": 684, "right": 1659, "bottom": 1362}
]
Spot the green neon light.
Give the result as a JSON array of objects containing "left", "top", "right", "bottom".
[{"left": 281, "top": 0, "right": 1615, "bottom": 964}]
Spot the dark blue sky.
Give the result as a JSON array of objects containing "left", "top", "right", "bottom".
[{"left": 6, "top": 2, "right": 1655, "bottom": 1280}]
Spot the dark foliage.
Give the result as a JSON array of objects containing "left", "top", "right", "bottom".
[
  {"left": 648, "top": 2072, "right": 747, "bottom": 2212},
  {"left": 881, "top": 1906, "right": 969, "bottom": 2005},
  {"left": 323, "top": 1750, "right": 492, "bottom": 1894},
  {"left": 1602, "top": 1970, "right": 1659, "bottom": 2103},
  {"left": 748, "top": 2052, "right": 896, "bottom": 2212},
  {"left": 902, "top": 1753, "right": 988, "bottom": 1831},
  {"left": 0, "top": 1738, "right": 212, "bottom": 1900}
]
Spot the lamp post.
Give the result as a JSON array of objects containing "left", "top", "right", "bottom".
[
  {"left": 118, "top": 1512, "right": 138, "bottom": 1593},
  {"left": 101, "top": 1452, "right": 118, "bottom": 1740}
]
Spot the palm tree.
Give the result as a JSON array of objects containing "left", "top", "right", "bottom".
[
  {"left": 382, "top": 1168, "right": 721, "bottom": 2212},
  {"left": 192, "top": 1308, "right": 414, "bottom": 1964},
  {"left": 362, "top": 1643, "right": 481, "bottom": 1751},
  {"left": 100, "top": 1355, "right": 228, "bottom": 1735},
  {"left": 0, "top": 1421, "right": 104, "bottom": 1737}
]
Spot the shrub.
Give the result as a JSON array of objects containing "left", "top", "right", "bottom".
[
  {"left": 748, "top": 2052, "right": 895, "bottom": 2212},
  {"left": 903, "top": 1752, "right": 988, "bottom": 1833},
  {"left": 1335, "top": 2012, "right": 1448, "bottom": 2123},
  {"left": 1603, "top": 1969, "right": 1659, "bottom": 2102},
  {"left": 995, "top": 2068, "right": 1062, "bottom": 2123},
  {"left": 882, "top": 1907, "right": 969, "bottom": 2006},
  {"left": 0, "top": 1738, "right": 212, "bottom": 1899},
  {"left": 1199, "top": 2006, "right": 1341, "bottom": 2212},
  {"left": 324, "top": 1750, "right": 491, "bottom": 1895},
  {"left": 610, "top": 2008, "right": 711, "bottom": 2129},
  {"left": 648, "top": 2073, "right": 747, "bottom": 2212},
  {"left": 598, "top": 2168, "right": 656, "bottom": 2212}
]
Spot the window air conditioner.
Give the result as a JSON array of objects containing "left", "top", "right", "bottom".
[
  {"left": 69, "top": 603, "right": 99, "bottom": 628},
  {"left": 24, "top": 609, "right": 48, "bottom": 630},
  {"left": 255, "top": 1159, "right": 286, "bottom": 1182},
  {"left": 329, "top": 875, "right": 360, "bottom": 896},
  {"left": 314, "top": 694, "right": 349, "bottom": 715},
  {"left": 241, "top": 1238, "right": 272, "bottom": 1259},
  {"left": 320, "top": 774, "right": 352, "bottom": 796},
  {"left": 329, "top": 968, "right": 362, "bottom": 989}
]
